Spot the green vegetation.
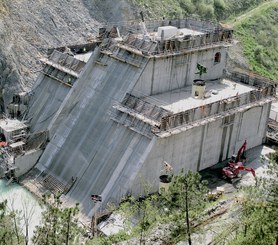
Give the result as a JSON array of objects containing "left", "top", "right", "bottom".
[
  {"left": 0, "top": 200, "right": 25, "bottom": 244},
  {"left": 0, "top": 194, "right": 86, "bottom": 245},
  {"left": 100, "top": 171, "right": 209, "bottom": 244},
  {"left": 102, "top": 193, "right": 163, "bottom": 244},
  {"left": 130, "top": 0, "right": 277, "bottom": 81},
  {"left": 102, "top": 150, "right": 278, "bottom": 244},
  {"left": 228, "top": 151, "right": 278, "bottom": 244},
  {"left": 162, "top": 170, "right": 208, "bottom": 244},
  {"left": 32, "top": 194, "right": 84, "bottom": 245},
  {"left": 213, "top": 149, "right": 278, "bottom": 244},
  {"left": 1, "top": 156, "right": 277, "bottom": 244},
  {"left": 232, "top": 2, "right": 278, "bottom": 80},
  {"left": 129, "top": 0, "right": 267, "bottom": 21}
]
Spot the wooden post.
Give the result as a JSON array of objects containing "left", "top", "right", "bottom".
[{"left": 91, "top": 195, "right": 102, "bottom": 240}]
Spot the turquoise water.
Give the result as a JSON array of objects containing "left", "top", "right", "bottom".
[{"left": 0, "top": 179, "right": 43, "bottom": 237}]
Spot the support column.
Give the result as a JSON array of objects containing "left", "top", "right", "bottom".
[{"left": 197, "top": 123, "right": 208, "bottom": 171}]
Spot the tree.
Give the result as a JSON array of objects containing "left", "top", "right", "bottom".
[
  {"left": 32, "top": 194, "right": 85, "bottom": 245},
  {"left": 215, "top": 150, "right": 278, "bottom": 244},
  {"left": 115, "top": 188, "right": 163, "bottom": 244},
  {"left": 21, "top": 200, "right": 36, "bottom": 245},
  {"left": 100, "top": 171, "right": 208, "bottom": 244},
  {"left": 161, "top": 170, "right": 208, "bottom": 244},
  {"left": 213, "top": 0, "right": 226, "bottom": 20},
  {"left": 0, "top": 200, "right": 25, "bottom": 245},
  {"left": 195, "top": 63, "right": 207, "bottom": 78}
]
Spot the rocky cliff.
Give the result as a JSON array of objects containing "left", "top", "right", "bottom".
[{"left": 0, "top": 0, "right": 136, "bottom": 109}]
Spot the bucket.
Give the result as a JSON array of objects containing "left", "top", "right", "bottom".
[{"left": 159, "top": 175, "right": 171, "bottom": 194}]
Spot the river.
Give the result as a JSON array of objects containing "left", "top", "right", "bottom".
[{"left": 0, "top": 179, "right": 43, "bottom": 238}]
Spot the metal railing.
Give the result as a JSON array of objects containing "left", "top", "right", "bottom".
[
  {"left": 159, "top": 72, "right": 276, "bottom": 131},
  {"left": 123, "top": 29, "right": 233, "bottom": 56}
]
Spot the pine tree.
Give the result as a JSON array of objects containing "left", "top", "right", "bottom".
[
  {"left": 0, "top": 200, "right": 25, "bottom": 245},
  {"left": 32, "top": 194, "right": 85, "bottom": 245},
  {"left": 103, "top": 171, "right": 208, "bottom": 244},
  {"left": 161, "top": 170, "right": 208, "bottom": 244},
  {"left": 215, "top": 150, "right": 278, "bottom": 244}
]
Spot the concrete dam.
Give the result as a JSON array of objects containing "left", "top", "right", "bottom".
[{"left": 0, "top": 18, "right": 276, "bottom": 218}]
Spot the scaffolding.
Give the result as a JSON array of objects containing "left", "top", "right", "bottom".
[
  {"left": 40, "top": 50, "right": 86, "bottom": 87},
  {"left": 111, "top": 72, "right": 275, "bottom": 133}
]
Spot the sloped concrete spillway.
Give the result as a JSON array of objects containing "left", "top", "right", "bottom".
[
  {"left": 26, "top": 50, "right": 86, "bottom": 133},
  {"left": 22, "top": 19, "right": 276, "bottom": 217},
  {"left": 31, "top": 47, "right": 152, "bottom": 215}
]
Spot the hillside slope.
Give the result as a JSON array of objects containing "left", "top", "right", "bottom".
[
  {"left": 129, "top": 0, "right": 277, "bottom": 81},
  {"left": 128, "top": 0, "right": 267, "bottom": 21},
  {"left": 0, "top": 0, "right": 134, "bottom": 108},
  {"left": 0, "top": 0, "right": 276, "bottom": 110},
  {"left": 231, "top": 1, "right": 278, "bottom": 80}
]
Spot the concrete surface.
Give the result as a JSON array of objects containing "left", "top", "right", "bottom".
[
  {"left": 132, "top": 46, "right": 227, "bottom": 96},
  {"left": 15, "top": 149, "right": 43, "bottom": 177},
  {"left": 33, "top": 47, "right": 151, "bottom": 216},
  {"left": 270, "top": 101, "right": 278, "bottom": 121},
  {"left": 21, "top": 21, "right": 275, "bottom": 218},
  {"left": 144, "top": 78, "right": 255, "bottom": 113}
]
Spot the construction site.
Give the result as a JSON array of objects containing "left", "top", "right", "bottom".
[{"left": 0, "top": 18, "right": 276, "bottom": 219}]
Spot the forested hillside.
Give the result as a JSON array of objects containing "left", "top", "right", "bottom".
[
  {"left": 232, "top": 1, "right": 278, "bottom": 80},
  {"left": 129, "top": 0, "right": 266, "bottom": 21}
]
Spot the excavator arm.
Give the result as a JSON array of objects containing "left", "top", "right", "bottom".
[
  {"left": 235, "top": 140, "right": 247, "bottom": 163},
  {"left": 234, "top": 165, "right": 256, "bottom": 177}
]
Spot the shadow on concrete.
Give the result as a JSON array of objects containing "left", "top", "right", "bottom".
[{"left": 199, "top": 144, "right": 273, "bottom": 193}]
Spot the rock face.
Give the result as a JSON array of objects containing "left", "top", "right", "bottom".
[{"left": 0, "top": 0, "right": 136, "bottom": 109}]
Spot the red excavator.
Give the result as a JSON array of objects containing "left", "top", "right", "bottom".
[
  {"left": 221, "top": 141, "right": 256, "bottom": 181},
  {"left": 0, "top": 141, "right": 8, "bottom": 147}
]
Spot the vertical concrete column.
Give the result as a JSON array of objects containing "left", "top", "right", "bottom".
[
  {"left": 219, "top": 125, "right": 227, "bottom": 162},
  {"left": 235, "top": 111, "right": 243, "bottom": 145},
  {"left": 225, "top": 124, "right": 234, "bottom": 159},
  {"left": 197, "top": 123, "right": 208, "bottom": 171},
  {"left": 262, "top": 102, "right": 271, "bottom": 143}
]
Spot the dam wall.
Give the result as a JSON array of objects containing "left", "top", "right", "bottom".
[{"left": 34, "top": 47, "right": 152, "bottom": 215}]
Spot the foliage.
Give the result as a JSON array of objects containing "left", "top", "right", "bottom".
[
  {"left": 232, "top": 2, "right": 278, "bottom": 81},
  {"left": 129, "top": 0, "right": 266, "bottom": 21},
  {"left": 32, "top": 194, "right": 85, "bottom": 245},
  {"left": 98, "top": 230, "right": 131, "bottom": 245},
  {"left": 0, "top": 200, "right": 25, "bottom": 245},
  {"left": 106, "top": 171, "right": 208, "bottom": 244},
  {"left": 161, "top": 170, "right": 208, "bottom": 244},
  {"left": 113, "top": 192, "right": 163, "bottom": 244},
  {"left": 215, "top": 150, "right": 278, "bottom": 244},
  {"left": 0, "top": 193, "right": 87, "bottom": 245},
  {"left": 213, "top": 0, "right": 226, "bottom": 20}
]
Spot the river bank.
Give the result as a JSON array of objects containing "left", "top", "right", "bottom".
[{"left": 0, "top": 179, "right": 43, "bottom": 238}]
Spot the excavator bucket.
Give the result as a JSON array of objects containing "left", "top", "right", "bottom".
[{"left": 244, "top": 166, "right": 256, "bottom": 177}]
